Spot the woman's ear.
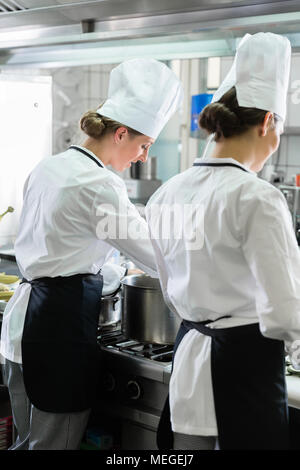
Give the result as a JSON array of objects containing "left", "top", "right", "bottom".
[
  {"left": 114, "top": 126, "right": 128, "bottom": 144},
  {"left": 260, "top": 112, "right": 273, "bottom": 137}
]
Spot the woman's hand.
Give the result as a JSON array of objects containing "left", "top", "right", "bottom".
[{"left": 127, "top": 268, "right": 144, "bottom": 276}]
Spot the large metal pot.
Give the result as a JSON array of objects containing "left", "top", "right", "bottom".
[
  {"left": 99, "top": 293, "right": 121, "bottom": 327},
  {"left": 121, "top": 274, "right": 181, "bottom": 344}
]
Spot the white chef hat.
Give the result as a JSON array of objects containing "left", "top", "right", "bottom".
[
  {"left": 212, "top": 32, "right": 291, "bottom": 121},
  {"left": 97, "top": 58, "right": 183, "bottom": 140}
]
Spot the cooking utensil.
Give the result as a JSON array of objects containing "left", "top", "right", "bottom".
[
  {"left": 121, "top": 274, "right": 181, "bottom": 344},
  {"left": 130, "top": 157, "right": 157, "bottom": 180},
  {"left": 130, "top": 161, "right": 142, "bottom": 179},
  {"left": 138, "top": 157, "right": 157, "bottom": 180},
  {"left": 0, "top": 206, "right": 14, "bottom": 222},
  {"left": 99, "top": 293, "right": 121, "bottom": 327}
]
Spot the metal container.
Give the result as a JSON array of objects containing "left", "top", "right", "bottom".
[
  {"left": 99, "top": 293, "right": 121, "bottom": 327},
  {"left": 130, "top": 157, "right": 157, "bottom": 180},
  {"left": 139, "top": 157, "right": 157, "bottom": 180},
  {"left": 121, "top": 274, "right": 181, "bottom": 344},
  {"left": 130, "top": 161, "right": 142, "bottom": 179}
]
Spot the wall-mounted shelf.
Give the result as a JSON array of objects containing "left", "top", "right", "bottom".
[{"left": 190, "top": 127, "right": 300, "bottom": 139}]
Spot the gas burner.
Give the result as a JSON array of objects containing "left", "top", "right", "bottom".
[
  {"left": 97, "top": 324, "right": 125, "bottom": 346},
  {"left": 103, "top": 338, "right": 174, "bottom": 362},
  {"left": 150, "top": 351, "right": 173, "bottom": 362},
  {"left": 97, "top": 326, "right": 175, "bottom": 365},
  {"left": 98, "top": 322, "right": 121, "bottom": 334}
]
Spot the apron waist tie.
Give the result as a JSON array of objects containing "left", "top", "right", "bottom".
[
  {"left": 20, "top": 272, "right": 99, "bottom": 286},
  {"left": 182, "top": 316, "right": 259, "bottom": 338}
]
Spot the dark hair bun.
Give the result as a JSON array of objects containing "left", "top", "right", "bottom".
[
  {"left": 198, "top": 87, "right": 271, "bottom": 141},
  {"left": 199, "top": 102, "right": 240, "bottom": 140}
]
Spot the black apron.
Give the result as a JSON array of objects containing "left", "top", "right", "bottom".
[
  {"left": 157, "top": 319, "right": 289, "bottom": 450},
  {"left": 21, "top": 145, "right": 104, "bottom": 413},
  {"left": 157, "top": 161, "right": 290, "bottom": 450}
]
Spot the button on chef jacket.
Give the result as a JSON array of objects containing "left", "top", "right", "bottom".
[
  {"left": 0, "top": 146, "right": 157, "bottom": 364},
  {"left": 145, "top": 156, "right": 300, "bottom": 436}
]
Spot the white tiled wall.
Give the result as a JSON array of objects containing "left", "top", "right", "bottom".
[{"left": 51, "top": 64, "right": 115, "bottom": 155}]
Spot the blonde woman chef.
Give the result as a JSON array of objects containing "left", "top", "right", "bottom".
[
  {"left": 146, "top": 33, "right": 300, "bottom": 450},
  {"left": 0, "top": 58, "right": 183, "bottom": 450}
]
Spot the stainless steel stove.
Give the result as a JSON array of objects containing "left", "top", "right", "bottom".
[{"left": 95, "top": 324, "right": 173, "bottom": 450}]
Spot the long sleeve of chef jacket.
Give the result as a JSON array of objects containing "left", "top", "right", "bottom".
[
  {"left": 241, "top": 185, "right": 300, "bottom": 357},
  {"left": 87, "top": 177, "right": 158, "bottom": 278}
]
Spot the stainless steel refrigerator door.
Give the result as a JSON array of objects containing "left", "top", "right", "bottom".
[{"left": 0, "top": 74, "right": 52, "bottom": 247}]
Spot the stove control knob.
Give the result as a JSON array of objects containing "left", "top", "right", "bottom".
[
  {"left": 126, "top": 380, "right": 141, "bottom": 400},
  {"left": 103, "top": 373, "right": 116, "bottom": 392}
]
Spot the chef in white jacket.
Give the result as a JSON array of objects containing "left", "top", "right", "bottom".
[
  {"left": 146, "top": 33, "right": 300, "bottom": 450},
  {"left": 0, "top": 58, "right": 183, "bottom": 450}
]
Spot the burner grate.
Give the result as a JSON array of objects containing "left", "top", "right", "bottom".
[
  {"left": 115, "top": 340, "right": 173, "bottom": 361},
  {"left": 97, "top": 325, "right": 125, "bottom": 346},
  {"left": 97, "top": 327, "right": 174, "bottom": 363}
]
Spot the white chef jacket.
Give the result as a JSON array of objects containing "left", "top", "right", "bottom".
[
  {"left": 0, "top": 146, "right": 157, "bottom": 364},
  {"left": 145, "top": 156, "right": 300, "bottom": 436}
]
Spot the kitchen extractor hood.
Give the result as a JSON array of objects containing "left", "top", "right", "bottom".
[{"left": 1, "top": 0, "right": 300, "bottom": 68}]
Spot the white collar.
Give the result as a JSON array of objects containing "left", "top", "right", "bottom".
[{"left": 193, "top": 156, "right": 257, "bottom": 176}]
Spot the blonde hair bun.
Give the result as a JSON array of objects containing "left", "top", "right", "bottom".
[{"left": 80, "top": 111, "right": 106, "bottom": 139}]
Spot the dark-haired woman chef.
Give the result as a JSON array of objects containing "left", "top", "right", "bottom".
[
  {"left": 146, "top": 32, "right": 300, "bottom": 450},
  {"left": 0, "top": 58, "right": 183, "bottom": 450}
]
